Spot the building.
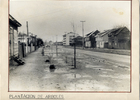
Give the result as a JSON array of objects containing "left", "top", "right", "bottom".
[
  {"left": 108, "top": 27, "right": 130, "bottom": 49},
  {"left": 85, "top": 30, "right": 99, "bottom": 48},
  {"left": 47, "top": 40, "right": 53, "bottom": 46},
  {"left": 54, "top": 42, "right": 63, "bottom": 46},
  {"left": 27, "top": 33, "right": 37, "bottom": 52},
  {"left": 18, "top": 32, "right": 38, "bottom": 58},
  {"left": 18, "top": 32, "right": 28, "bottom": 58},
  {"left": 18, "top": 32, "right": 28, "bottom": 43},
  {"left": 95, "top": 30, "right": 110, "bottom": 48},
  {"left": 37, "top": 38, "right": 44, "bottom": 47},
  {"left": 9, "top": 14, "right": 21, "bottom": 60},
  {"left": 73, "top": 36, "right": 83, "bottom": 47},
  {"left": 9, "top": 15, "right": 25, "bottom": 65},
  {"left": 63, "top": 32, "right": 79, "bottom": 46}
]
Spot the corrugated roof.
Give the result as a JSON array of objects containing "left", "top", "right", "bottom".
[
  {"left": 96, "top": 27, "right": 128, "bottom": 37},
  {"left": 95, "top": 30, "right": 110, "bottom": 37},
  {"left": 108, "top": 27, "right": 128, "bottom": 36},
  {"left": 86, "top": 30, "right": 99, "bottom": 37}
]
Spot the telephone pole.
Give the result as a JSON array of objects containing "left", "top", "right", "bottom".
[
  {"left": 26, "top": 21, "right": 29, "bottom": 54},
  {"left": 72, "top": 23, "right": 76, "bottom": 69},
  {"left": 56, "top": 35, "right": 58, "bottom": 56},
  {"left": 26, "top": 21, "right": 29, "bottom": 36},
  {"left": 80, "top": 21, "right": 85, "bottom": 49}
]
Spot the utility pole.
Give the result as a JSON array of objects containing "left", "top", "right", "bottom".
[
  {"left": 26, "top": 21, "right": 29, "bottom": 53},
  {"left": 26, "top": 21, "right": 29, "bottom": 36},
  {"left": 72, "top": 23, "right": 76, "bottom": 69},
  {"left": 80, "top": 21, "right": 85, "bottom": 49},
  {"left": 56, "top": 35, "right": 58, "bottom": 56}
]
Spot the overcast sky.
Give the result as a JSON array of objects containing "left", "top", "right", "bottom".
[{"left": 10, "top": 0, "right": 131, "bottom": 42}]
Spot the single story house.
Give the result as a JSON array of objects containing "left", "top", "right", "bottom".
[
  {"left": 9, "top": 14, "right": 21, "bottom": 59},
  {"left": 108, "top": 27, "right": 130, "bottom": 49},
  {"left": 85, "top": 30, "right": 99, "bottom": 48},
  {"left": 95, "top": 30, "right": 109, "bottom": 48},
  {"left": 74, "top": 36, "right": 84, "bottom": 47}
]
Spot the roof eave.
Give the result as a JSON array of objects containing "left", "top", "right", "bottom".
[{"left": 9, "top": 14, "right": 22, "bottom": 27}]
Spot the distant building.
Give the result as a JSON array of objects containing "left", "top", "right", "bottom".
[
  {"left": 63, "top": 32, "right": 79, "bottom": 46},
  {"left": 18, "top": 32, "right": 28, "bottom": 58},
  {"left": 73, "top": 36, "right": 83, "bottom": 47},
  {"left": 27, "top": 33, "right": 37, "bottom": 52},
  {"left": 95, "top": 30, "right": 110, "bottom": 48},
  {"left": 18, "top": 32, "right": 28, "bottom": 43},
  {"left": 85, "top": 30, "right": 99, "bottom": 48},
  {"left": 108, "top": 27, "right": 130, "bottom": 49},
  {"left": 9, "top": 14, "right": 21, "bottom": 59},
  {"left": 54, "top": 42, "right": 63, "bottom": 46},
  {"left": 48, "top": 41, "right": 53, "bottom": 45},
  {"left": 18, "top": 32, "right": 38, "bottom": 58},
  {"left": 37, "top": 38, "right": 44, "bottom": 47},
  {"left": 95, "top": 27, "right": 130, "bottom": 49}
]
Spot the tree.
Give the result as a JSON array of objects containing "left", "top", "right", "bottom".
[{"left": 37, "top": 38, "right": 44, "bottom": 47}]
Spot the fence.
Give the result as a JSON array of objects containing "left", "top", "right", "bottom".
[{"left": 18, "top": 42, "right": 26, "bottom": 59}]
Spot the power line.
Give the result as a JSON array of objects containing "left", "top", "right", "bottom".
[{"left": 10, "top": 6, "right": 78, "bottom": 21}]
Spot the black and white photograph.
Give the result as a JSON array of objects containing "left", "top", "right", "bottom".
[{"left": 9, "top": 0, "right": 131, "bottom": 92}]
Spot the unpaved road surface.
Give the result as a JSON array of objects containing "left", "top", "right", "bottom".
[{"left": 9, "top": 46, "right": 130, "bottom": 91}]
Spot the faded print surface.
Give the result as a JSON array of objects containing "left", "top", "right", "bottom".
[{"left": 9, "top": 0, "right": 131, "bottom": 92}]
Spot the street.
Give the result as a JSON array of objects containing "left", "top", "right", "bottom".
[
  {"left": 62, "top": 47, "right": 130, "bottom": 67},
  {"left": 9, "top": 46, "right": 130, "bottom": 91}
]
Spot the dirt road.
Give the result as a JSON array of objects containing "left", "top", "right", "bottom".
[{"left": 9, "top": 46, "right": 130, "bottom": 91}]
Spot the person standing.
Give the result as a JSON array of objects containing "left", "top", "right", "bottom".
[{"left": 42, "top": 47, "right": 45, "bottom": 56}]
